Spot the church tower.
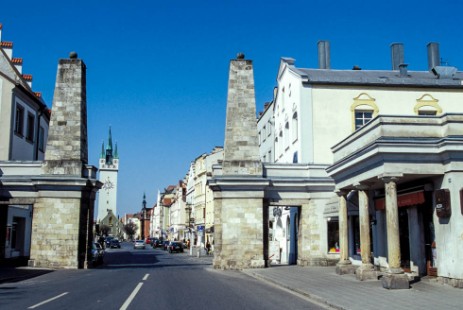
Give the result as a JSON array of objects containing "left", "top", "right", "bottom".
[{"left": 97, "top": 127, "right": 119, "bottom": 221}]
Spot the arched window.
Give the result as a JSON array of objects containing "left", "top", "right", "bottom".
[
  {"left": 351, "top": 93, "right": 379, "bottom": 131},
  {"left": 292, "top": 112, "right": 298, "bottom": 142},
  {"left": 414, "top": 94, "right": 442, "bottom": 116}
]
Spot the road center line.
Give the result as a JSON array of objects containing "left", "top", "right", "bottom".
[
  {"left": 120, "top": 282, "right": 143, "bottom": 310},
  {"left": 142, "top": 273, "right": 149, "bottom": 281},
  {"left": 28, "top": 292, "right": 69, "bottom": 309}
]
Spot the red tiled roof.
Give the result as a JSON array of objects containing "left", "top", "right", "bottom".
[
  {"left": 12, "top": 57, "right": 23, "bottom": 64},
  {"left": 1, "top": 41, "right": 13, "bottom": 48},
  {"left": 22, "top": 74, "right": 32, "bottom": 81}
]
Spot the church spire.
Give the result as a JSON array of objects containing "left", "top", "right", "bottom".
[
  {"left": 108, "top": 126, "right": 113, "bottom": 151},
  {"left": 105, "top": 126, "right": 114, "bottom": 164},
  {"left": 142, "top": 192, "right": 147, "bottom": 209}
]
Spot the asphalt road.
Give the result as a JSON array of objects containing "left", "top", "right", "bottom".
[{"left": 0, "top": 242, "right": 329, "bottom": 310}]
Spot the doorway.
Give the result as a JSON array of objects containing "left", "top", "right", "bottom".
[{"left": 268, "top": 206, "right": 299, "bottom": 265}]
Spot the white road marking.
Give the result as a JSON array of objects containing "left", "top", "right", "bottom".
[
  {"left": 120, "top": 282, "right": 143, "bottom": 310},
  {"left": 142, "top": 273, "right": 149, "bottom": 281},
  {"left": 28, "top": 292, "right": 69, "bottom": 309}
]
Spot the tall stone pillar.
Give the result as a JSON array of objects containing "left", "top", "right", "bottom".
[
  {"left": 381, "top": 177, "right": 409, "bottom": 289},
  {"left": 209, "top": 53, "right": 267, "bottom": 269},
  {"left": 29, "top": 53, "right": 100, "bottom": 269},
  {"left": 356, "top": 187, "right": 376, "bottom": 280},
  {"left": 336, "top": 191, "right": 355, "bottom": 274}
]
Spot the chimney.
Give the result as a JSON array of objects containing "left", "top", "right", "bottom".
[
  {"left": 22, "top": 74, "right": 32, "bottom": 88},
  {"left": 318, "top": 40, "right": 330, "bottom": 69},
  {"left": 399, "top": 64, "right": 408, "bottom": 77},
  {"left": 0, "top": 23, "right": 2, "bottom": 42},
  {"left": 1, "top": 41, "right": 13, "bottom": 59},
  {"left": 12, "top": 57, "right": 23, "bottom": 74},
  {"left": 391, "top": 43, "right": 404, "bottom": 70},
  {"left": 427, "top": 42, "right": 440, "bottom": 71}
]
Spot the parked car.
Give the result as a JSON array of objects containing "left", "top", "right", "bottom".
[
  {"left": 168, "top": 241, "right": 184, "bottom": 253},
  {"left": 91, "top": 242, "right": 104, "bottom": 266},
  {"left": 162, "top": 240, "right": 170, "bottom": 251},
  {"left": 110, "top": 239, "right": 121, "bottom": 248},
  {"left": 104, "top": 236, "right": 114, "bottom": 247},
  {"left": 146, "top": 237, "right": 157, "bottom": 246},
  {"left": 152, "top": 239, "right": 161, "bottom": 248},
  {"left": 133, "top": 240, "right": 146, "bottom": 249}
]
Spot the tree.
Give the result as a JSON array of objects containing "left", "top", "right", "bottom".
[
  {"left": 100, "top": 224, "right": 111, "bottom": 236},
  {"left": 124, "top": 222, "right": 137, "bottom": 240}
]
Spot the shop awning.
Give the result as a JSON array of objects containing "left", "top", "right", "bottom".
[{"left": 375, "top": 191, "right": 425, "bottom": 210}]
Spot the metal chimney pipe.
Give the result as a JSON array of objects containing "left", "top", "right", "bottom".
[
  {"left": 318, "top": 40, "right": 330, "bottom": 69},
  {"left": 427, "top": 42, "right": 440, "bottom": 70},
  {"left": 391, "top": 43, "right": 404, "bottom": 70},
  {"left": 399, "top": 64, "right": 408, "bottom": 77}
]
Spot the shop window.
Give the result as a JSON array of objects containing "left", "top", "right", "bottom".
[{"left": 327, "top": 219, "right": 339, "bottom": 253}]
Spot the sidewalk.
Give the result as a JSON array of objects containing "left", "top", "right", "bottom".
[
  {"left": 0, "top": 266, "right": 54, "bottom": 284},
  {"left": 242, "top": 265, "right": 461, "bottom": 310}
]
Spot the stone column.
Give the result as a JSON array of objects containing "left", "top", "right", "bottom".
[
  {"left": 381, "top": 177, "right": 409, "bottom": 289},
  {"left": 355, "top": 187, "right": 376, "bottom": 280},
  {"left": 336, "top": 191, "right": 354, "bottom": 274}
]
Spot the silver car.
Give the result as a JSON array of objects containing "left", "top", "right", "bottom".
[{"left": 133, "top": 240, "right": 146, "bottom": 249}]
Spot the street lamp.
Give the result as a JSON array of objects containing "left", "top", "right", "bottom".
[
  {"left": 141, "top": 193, "right": 147, "bottom": 240},
  {"left": 185, "top": 203, "right": 193, "bottom": 254}
]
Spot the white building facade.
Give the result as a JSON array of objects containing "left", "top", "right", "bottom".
[
  {"left": 0, "top": 24, "right": 50, "bottom": 262},
  {"left": 256, "top": 40, "right": 463, "bottom": 285}
]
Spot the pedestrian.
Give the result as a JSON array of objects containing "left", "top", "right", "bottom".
[{"left": 206, "top": 241, "right": 211, "bottom": 255}]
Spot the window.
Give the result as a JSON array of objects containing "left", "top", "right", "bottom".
[
  {"left": 258, "top": 130, "right": 262, "bottom": 145},
  {"left": 355, "top": 110, "right": 373, "bottom": 129},
  {"left": 293, "top": 151, "right": 298, "bottom": 163},
  {"left": 327, "top": 219, "right": 339, "bottom": 253},
  {"left": 38, "top": 126, "right": 45, "bottom": 151},
  {"left": 267, "top": 121, "right": 271, "bottom": 137},
  {"left": 284, "top": 122, "right": 289, "bottom": 149},
  {"left": 418, "top": 110, "right": 437, "bottom": 116},
  {"left": 292, "top": 112, "right": 298, "bottom": 142},
  {"left": 26, "top": 113, "right": 35, "bottom": 142},
  {"left": 351, "top": 93, "right": 379, "bottom": 131},
  {"left": 414, "top": 94, "right": 442, "bottom": 115},
  {"left": 14, "top": 105, "right": 25, "bottom": 136},
  {"left": 268, "top": 150, "right": 272, "bottom": 163}
]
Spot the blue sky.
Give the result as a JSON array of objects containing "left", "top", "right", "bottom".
[{"left": 2, "top": 0, "right": 462, "bottom": 216}]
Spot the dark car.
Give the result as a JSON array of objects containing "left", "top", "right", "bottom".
[
  {"left": 168, "top": 241, "right": 184, "bottom": 253},
  {"left": 110, "top": 239, "right": 121, "bottom": 248},
  {"left": 104, "top": 236, "right": 114, "bottom": 247},
  {"left": 162, "top": 240, "right": 170, "bottom": 251},
  {"left": 152, "top": 239, "right": 161, "bottom": 248}
]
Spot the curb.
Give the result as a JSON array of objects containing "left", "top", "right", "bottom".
[{"left": 243, "top": 270, "right": 345, "bottom": 310}]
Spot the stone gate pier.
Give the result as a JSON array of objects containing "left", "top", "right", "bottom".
[
  {"left": 0, "top": 53, "right": 101, "bottom": 269},
  {"left": 27, "top": 54, "right": 101, "bottom": 269},
  {"left": 209, "top": 54, "right": 268, "bottom": 269}
]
